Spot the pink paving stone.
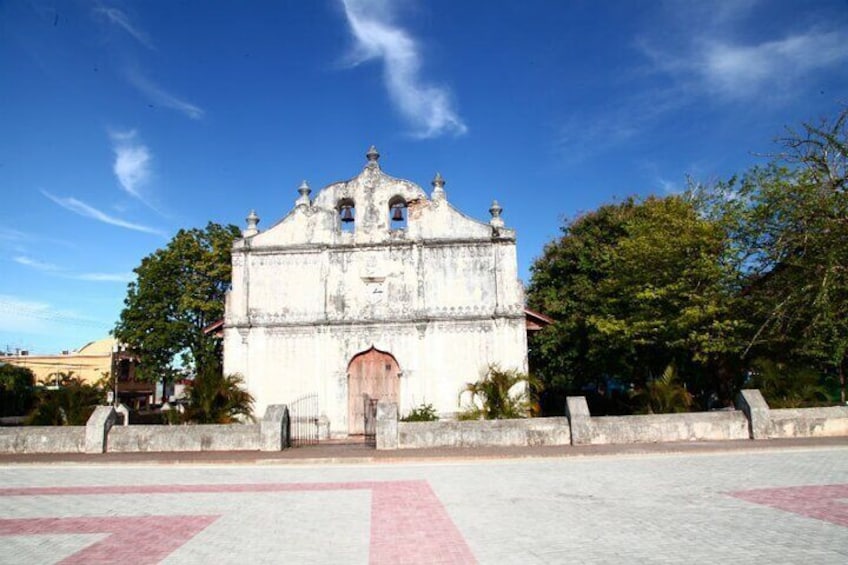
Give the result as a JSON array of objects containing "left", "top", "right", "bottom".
[
  {"left": 369, "top": 481, "right": 476, "bottom": 564},
  {"left": 730, "top": 484, "right": 848, "bottom": 528},
  {"left": 0, "top": 480, "right": 476, "bottom": 564},
  {"left": 0, "top": 515, "right": 219, "bottom": 565}
]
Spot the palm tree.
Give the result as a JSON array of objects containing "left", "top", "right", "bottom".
[
  {"left": 631, "top": 363, "right": 694, "bottom": 414},
  {"left": 185, "top": 365, "right": 254, "bottom": 424},
  {"left": 459, "top": 365, "right": 540, "bottom": 419},
  {"left": 27, "top": 372, "right": 105, "bottom": 425}
]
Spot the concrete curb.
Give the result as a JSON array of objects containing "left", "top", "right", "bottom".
[{"left": 0, "top": 437, "right": 845, "bottom": 467}]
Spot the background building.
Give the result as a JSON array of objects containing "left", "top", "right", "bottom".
[{"left": 2, "top": 338, "right": 147, "bottom": 407}]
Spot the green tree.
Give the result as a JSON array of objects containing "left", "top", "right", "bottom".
[
  {"left": 527, "top": 195, "right": 742, "bottom": 403},
  {"left": 114, "top": 222, "right": 241, "bottom": 384},
  {"left": 696, "top": 107, "right": 848, "bottom": 402},
  {"left": 527, "top": 201, "right": 635, "bottom": 392},
  {"left": 0, "top": 364, "right": 36, "bottom": 417}
]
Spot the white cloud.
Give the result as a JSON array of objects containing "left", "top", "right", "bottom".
[
  {"left": 94, "top": 6, "right": 155, "bottom": 50},
  {"left": 697, "top": 31, "right": 848, "bottom": 99},
  {"left": 126, "top": 70, "right": 204, "bottom": 120},
  {"left": 13, "top": 256, "right": 59, "bottom": 272},
  {"left": 109, "top": 130, "right": 151, "bottom": 200},
  {"left": 41, "top": 190, "right": 166, "bottom": 237},
  {"left": 340, "top": 0, "right": 467, "bottom": 138}
]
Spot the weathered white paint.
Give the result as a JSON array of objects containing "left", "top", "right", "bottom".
[{"left": 223, "top": 148, "right": 528, "bottom": 436}]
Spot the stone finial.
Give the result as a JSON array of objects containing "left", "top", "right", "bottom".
[
  {"left": 431, "top": 172, "right": 446, "bottom": 200},
  {"left": 489, "top": 200, "right": 504, "bottom": 229},
  {"left": 366, "top": 145, "right": 380, "bottom": 168},
  {"left": 296, "top": 180, "right": 311, "bottom": 207},
  {"left": 243, "top": 209, "right": 260, "bottom": 237}
]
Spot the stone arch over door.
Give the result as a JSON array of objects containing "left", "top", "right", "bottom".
[{"left": 347, "top": 346, "right": 400, "bottom": 435}]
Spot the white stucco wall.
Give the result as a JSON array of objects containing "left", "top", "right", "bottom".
[{"left": 224, "top": 148, "right": 527, "bottom": 436}]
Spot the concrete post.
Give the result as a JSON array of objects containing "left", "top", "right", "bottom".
[
  {"left": 566, "top": 396, "right": 592, "bottom": 446},
  {"left": 85, "top": 405, "right": 117, "bottom": 454},
  {"left": 115, "top": 404, "right": 130, "bottom": 426},
  {"left": 737, "top": 389, "right": 771, "bottom": 440},
  {"left": 260, "top": 405, "right": 289, "bottom": 451},
  {"left": 376, "top": 401, "right": 399, "bottom": 450}
]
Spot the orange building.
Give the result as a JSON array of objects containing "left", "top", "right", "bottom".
[{"left": 2, "top": 338, "right": 149, "bottom": 407}]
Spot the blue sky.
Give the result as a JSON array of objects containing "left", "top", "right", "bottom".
[{"left": 2, "top": 0, "right": 847, "bottom": 354}]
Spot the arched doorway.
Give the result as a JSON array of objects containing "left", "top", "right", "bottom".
[{"left": 347, "top": 347, "right": 400, "bottom": 435}]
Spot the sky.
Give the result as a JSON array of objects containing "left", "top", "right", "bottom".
[{"left": 1, "top": 0, "right": 847, "bottom": 355}]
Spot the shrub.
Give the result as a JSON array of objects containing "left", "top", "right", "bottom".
[
  {"left": 401, "top": 402, "right": 439, "bottom": 422},
  {"left": 747, "top": 358, "right": 830, "bottom": 408}
]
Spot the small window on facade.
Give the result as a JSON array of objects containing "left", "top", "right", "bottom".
[
  {"left": 338, "top": 198, "right": 355, "bottom": 232},
  {"left": 388, "top": 196, "right": 407, "bottom": 231}
]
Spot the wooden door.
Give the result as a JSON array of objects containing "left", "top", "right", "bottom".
[{"left": 348, "top": 348, "right": 400, "bottom": 435}]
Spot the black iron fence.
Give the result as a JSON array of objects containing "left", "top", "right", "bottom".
[{"left": 286, "top": 393, "right": 319, "bottom": 447}]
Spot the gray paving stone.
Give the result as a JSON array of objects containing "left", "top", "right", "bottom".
[{"left": 0, "top": 446, "right": 845, "bottom": 563}]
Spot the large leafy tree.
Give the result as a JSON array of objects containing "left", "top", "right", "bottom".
[
  {"left": 114, "top": 222, "right": 241, "bottom": 383},
  {"left": 0, "top": 364, "right": 36, "bottom": 417},
  {"left": 527, "top": 195, "right": 742, "bottom": 403},
  {"left": 700, "top": 107, "right": 848, "bottom": 402}
]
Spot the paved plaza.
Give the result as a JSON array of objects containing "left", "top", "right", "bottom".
[{"left": 0, "top": 443, "right": 846, "bottom": 564}]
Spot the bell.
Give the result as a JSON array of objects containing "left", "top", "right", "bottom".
[
  {"left": 340, "top": 206, "right": 354, "bottom": 223},
  {"left": 391, "top": 205, "right": 404, "bottom": 222}
]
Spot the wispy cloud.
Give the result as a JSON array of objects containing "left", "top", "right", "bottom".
[
  {"left": 638, "top": 3, "right": 848, "bottom": 102},
  {"left": 558, "top": 4, "right": 848, "bottom": 163},
  {"left": 13, "top": 256, "right": 60, "bottom": 272},
  {"left": 0, "top": 227, "right": 26, "bottom": 242},
  {"left": 340, "top": 0, "right": 466, "bottom": 138},
  {"left": 109, "top": 129, "right": 153, "bottom": 202},
  {"left": 555, "top": 87, "right": 684, "bottom": 164},
  {"left": 41, "top": 190, "right": 166, "bottom": 237},
  {"left": 126, "top": 70, "right": 204, "bottom": 120},
  {"left": 12, "top": 255, "right": 132, "bottom": 283},
  {"left": 695, "top": 31, "right": 848, "bottom": 100},
  {"left": 94, "top": 5, "right": 155, "bottom": 50},
  {"left": 72, "top": 272, "right": 134, "bottom": 283},
  {"left": 0, "top": 294, "right": 105, "bottom": 336}
]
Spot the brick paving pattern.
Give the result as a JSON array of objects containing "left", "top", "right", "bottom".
[{"left": 0, "top": 442, "right": 846, "bottom": 563}]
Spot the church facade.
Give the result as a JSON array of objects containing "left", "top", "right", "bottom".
[{"left": 223, "top": 147, "right": 527, "bottom": 436}]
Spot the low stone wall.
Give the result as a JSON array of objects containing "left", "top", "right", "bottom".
[
  {"left": 2, "top": 396, "right": 846, "bottom": 454},
  {"left": 0, "top": 404, "right": 289, "bottom": 455},
  {"left": 397, "top": 417, "right": 570, "bottom": 449},
  {"left": 0, "top": 427, "right": 85, "bottom": 454},
  {"left": 378, "top": 394, "right": 848, "bottom": 450},
  {"left": 107, "top": 424, "right": 261, "bottom": 452},
  {"left": 769, "top": 406, "right": 848, "bottom": 439},
  {"left": 575, "top": 412, "right": 749, "bottom": 445}
]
